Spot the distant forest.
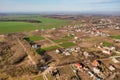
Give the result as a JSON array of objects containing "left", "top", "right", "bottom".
[{"left": 0, "top": 19, "right": 41, "bottom": 23}]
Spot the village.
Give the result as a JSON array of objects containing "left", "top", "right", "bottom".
[{"left": 0, "top": 16, "right": 120, "bottom": 80}]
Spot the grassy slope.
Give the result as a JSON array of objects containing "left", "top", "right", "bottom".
[{"left": 0, "top": 16, "right": 69, "bottom": 34}]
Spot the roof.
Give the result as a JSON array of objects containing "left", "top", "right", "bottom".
[
  {"left": 75, "top": 63, "right": 82, "bottom": 68},
  {"left": 92, "top": 60, "right": 99, "bottom": 67}
]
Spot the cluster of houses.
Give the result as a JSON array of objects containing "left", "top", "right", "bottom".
[
  {"left": 97, "top": 42, "right": 116, "bottom": 55},
  {"left": 56, "top": 47, "right": 81, "bottom": 56},
  {"left": 73, "top": 60, "right": 103, "bottom": 80},
  {"left": 73, "top": 57, "right": 119, "bottom": 80}
]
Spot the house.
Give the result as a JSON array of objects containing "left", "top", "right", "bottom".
[
  {"left": 114, "top": 39, "right": 120, "bottom": 43},
  {"left": 31, "top": 43, "right": 40, "bottom": 49},
  {"left": 83, "top": 51, "right": 89, "bottom": 58},
  {"left": 98, "top": 46, "right": 111, "bottom": 55},
  {"left": 112, "top": 58, "right": 119, "bottom": 63},
  {"left": 93, "top": 67, "right": 100, "bottom": 74},
  {"left": 55, "top": 49, "right": 62, "bottom": 54},
  {"left": 74, "top": 63, "right": 83, "bottom": 70},
  {"left": 74, "top": 36, "right": 79, "bottom": 40},
  {"left": 109, "top": 65, "right": 115, "bottom": 71},
  {"left": 88, "top": 71, "right": 94, "bottom": 77},
  {"left": 63, "top": 51, "right": 71, "bottom": 56},
  {"left": 92, "top": 60, "right": 100, "bottom": 67}
]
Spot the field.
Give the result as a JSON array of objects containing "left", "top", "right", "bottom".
[
  {"left": 103, "top": 41, "right": 113, "bottom": 47},
  {"left": 60, "top": 42, "right": 76, "bottom": 48},
  {"left": 31, "top": 76, "right": 44, "bottom": 80},
  {"left": 53, "top": 35, "right": 74, "bottom": 43},
  {"left": 0, "top": 16, "right": 69, "bottom": 34},
  {"left": 28, "top": 36, "right": 44, "bottom": 41},
  {"left": 110, "top": 35, "right": 120, "bottom": 39},
  {"left": 42, "top": 45, "right": 59, "bottom": 51}
]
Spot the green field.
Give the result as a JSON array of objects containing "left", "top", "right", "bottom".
[
  {"left": 42, "top": 46, "right": 59, "bottom": 51},
  {"left": 32, "top": 76, "right": 44, "bottom": 80},
  {"left": 29, "top": 36, "right": 44, "bottom": 41},
  {"left": 103, "top": 41, "right": 113, "bottom": 47},
  {"left": 60, "top": 42, "right": 76, "bottom": 48},
  {"left": 24, "top": 36, "right": 44, "bottom": 42},
  {"left": 110, "top": 35, "right": 120, "bottom": 39},
  {"left": 53, "top": 35, "right": 74, "bottom": 43},
  {"left": 0, "top": 16, "right": 69, "bottom": 34}
]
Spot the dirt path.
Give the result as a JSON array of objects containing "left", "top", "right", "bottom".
[
  {"left": 43, "top": 36, "right": 64, "bottom": 48},
  {"left": 16, "top": 37, "right": 36, "bottom": 65}
]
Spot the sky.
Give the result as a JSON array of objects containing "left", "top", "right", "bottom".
[{"left": 0, "top": 0, "right": 120, "bottom": 13}]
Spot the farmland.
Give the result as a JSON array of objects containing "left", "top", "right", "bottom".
[
  {"left": 28, "top": 36, "right": 44, "bottom": 41},
  {"left": 42, "top": 46, "right": 59, "bottom": 51},
  {"left": 110, "top": 35, "right": 120, "bottom": 39},
  {"left": 53, "top": 35, "right": 74, "bottom": 43},
  {"left": 60, "top": 42, "right": 76, "bottom": 48},
  {"left": 0, "top": 16, "right": 69, "bottom": 34}
]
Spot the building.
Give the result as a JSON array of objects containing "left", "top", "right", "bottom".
[
  {"left": 74, "top": 63, "right": 83, "bottom": 70},
  {"left": 92, "top": 60, "right": 100, "bottom": 67}
]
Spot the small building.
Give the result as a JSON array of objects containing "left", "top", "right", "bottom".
[
  {"left": 83, "top": 51, "right": 89, "bottom": 58},
  {"left": 74, "top": 36, "right": 79, "bottom": 40},
  {"left": 109, "top": 65, "right": 115, "bottom": 71},
  {"left": 93, "top": 67, "right": 100, "bottom": 74},
  {"left": 98, "top": 46, "right": 111, "bottom": 55},
  {"left": 74, "top": 63, "right": 83, "bottom": 70},
  {"left": 32, "top": 44, "right": 40, "bottom": 49},
  {"left": 112, "top": 58, "right": 119, "bottom": 63},
  {"left": 55, "top": 49, "right": 62, "bottom": 54},
  {"left": 114, "top": 39, "right": 120, "bottom": 43},
  {"left": 92, "top": 60, "right": 100, "bottom": 67}
]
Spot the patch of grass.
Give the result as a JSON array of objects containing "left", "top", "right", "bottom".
[
  {"left": 42, "top": 46, "right": 59, "bottom": 51},
  {"left": 46, "top": 74, "right": 54, "bottom": 80},
  {"left": 103, "top": 41, "right": 113, "bottom": 47},
  {"left": 59, "top": 65, "right": 75, "bottom": 79},
  {"left": 36, "top": 48, "right": 46, "bottom": 55},
  {"left": 110, "top": 35, "right": 120, "bottom": 39},
  {"left": 29, "top": 36, "right": 44, "bottom": 41},
  {"left": 53, "top": 35, "right": 74, "bottom": 43},
  {"left": 53, "top": 38, "right": 68, "bottom": 43},
  {"left": 32, "top": 76, "right": 44, "bottom": 80},
  {"left": 60, "top": 42, "right": 76, "bottom": 48}
]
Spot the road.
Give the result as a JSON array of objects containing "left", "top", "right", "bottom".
[
  {"left": 16, "top": 36, "right": 36, "bottom": 65},
  {"left": 70, "top": 64, "right": 81, "bottom": 80}
]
